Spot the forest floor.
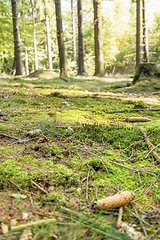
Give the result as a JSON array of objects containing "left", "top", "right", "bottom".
[{"left": 0, "top": 71, "right": 159, "bottom": 240}]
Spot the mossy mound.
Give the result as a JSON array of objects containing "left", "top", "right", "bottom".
[
  {"left": 133, "top": 62, "right": 160, "bottom": 84},
  {"left": 27, "top": 69, "right": 59, "bottom": 78}
]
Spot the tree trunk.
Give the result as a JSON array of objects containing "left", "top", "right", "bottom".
[
  {"left": 3, "top": 53, "right": 7, "bottom": 73},
  {"left": 11, "top": 0, "right": 23, "bottom": 75},
  {"left": 55, "top": 0, "right": 67, "bottom": 76},
  {"left": 133, "top": 63, "right": 160, "bottom": 84},
  {"left": 11, "top": 49, "right": 16, "bottom": 75},
  {"left": 30, "top": 0, "right": 38, "bottom": 71},
  {"left": 71, "top": 0, "right": 77, "bottom": 72},
  {"left": 93, "top": 0, "right": 104, "bottom": 76},
  {"left": 136, "top": 0, "right": 141, "bottom": 67},
  {"left": 44, "top": 0, "right": 52, "bottom": 70},
  {"left": 77, "top": 0, "right": 85, "bottom": 75},
  {"left": 142, "top": 0, "right": 149, "bottom": 63},
  {"left": 25, "top": 40, "right": 29, "bottom": 75}
]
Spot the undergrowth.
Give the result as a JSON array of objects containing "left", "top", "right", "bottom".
[{"left": 0, "top": 74, "right": 160, "bottom": 239}]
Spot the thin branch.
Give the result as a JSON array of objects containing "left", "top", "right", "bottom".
[
  {"left": 117, "top": 206, "right": 123, "bottom": 228},
  {"left": 60, "top": 77, "right": 68, "bottom": 82},
  {"left": 31, "top": 180, "right": 49, "bottom": 194},
  {"left": 0, "top": 132, "right": 19, "bottom": 140},
  {"left": 132, "top": 176, "right": 159, "bottom": 203},
  {"left": 73, "top": 146, "right": 158, "bottom": 176},
  {"left": 86, "top": 168, "right": 91, "bottom": 200},
  {"left": 125, "top": 206, "right": 156, "bottom": 229},
  {"left": 9, "top": 179, "right": 35, "bottom": 195},
  {"left": 105, "top": 108, "right": 160, "bottom": 114},
  {"left": 115, "top": 148, "right": 134, "bottom": 162},
  {"left": 145, "top": 143, "right": 160, "bottom": 159},
  {"left": 11, "top": 218, "right": 56, "bottom": 231},
  {"left": 131, "top": 204, "right": 148, "bottom": 238},
  {"left": 140, "top": 127, "right": 160, "bottom": 162}
]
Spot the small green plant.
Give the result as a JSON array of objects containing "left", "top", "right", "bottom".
[
  {"left": 50, "top": 91, "right": 61, "bottom": 97},
  {"left": 133, "top": 101, "right": 147, "bottom": 109}
]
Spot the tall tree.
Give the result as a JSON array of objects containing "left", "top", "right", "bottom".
[
  {"left": 24, "top": 41, "right": 29, "bottom": 75},
  {"left": 142, "top": 0, "right": 149, "bottom": 62},
  {"left": 71, "top": 0, "right": 77, "bottom": 71},
  {"left": 77, "top": 0, "right": 85, "bottom": 75},
  {"left": 55, "top": 0, "right": 67, "bottom": 75},
  {"left": 136, "top": 0, "right": 141, "bottom": 67},
  {"left": 11, "top": 0, "right": 23, "bottom": 75},
  {"left": 30, "top": 0, "right": 38, "bottom": 70},
  {"left": 44, "top": 0, "right": 52, "bottom": 69},
  {"left": 93, "top": 0, "right": 104, "bottom": 76}
]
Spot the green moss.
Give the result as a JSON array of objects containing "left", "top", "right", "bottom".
[{"left": 0, "top": 74, "right": 160, "bottom": 238}]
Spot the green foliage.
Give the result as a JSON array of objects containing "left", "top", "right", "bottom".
[{"left": 0, "top": 0, "right": 160, "bottom": 75}]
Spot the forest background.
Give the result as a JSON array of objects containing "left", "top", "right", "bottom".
[
  {"left": 1, "top": 1, "right": 160, "bottom": 239},
  {"left": 0, "top": 0, "right": 160, "bottom": 76}
]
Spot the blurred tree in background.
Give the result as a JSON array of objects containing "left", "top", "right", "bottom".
[{"left": 0, "top": 0, "right": 160, "bottom": 75}]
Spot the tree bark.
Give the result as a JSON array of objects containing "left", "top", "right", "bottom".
[
  {"left": 25, "top": 40, "right": 29, "bottom": 75},
  {"left": 77, "top": 0, "right": 85, "bottom": 75},
  {"left": 55, "top": 0, "right": 67, "bottom": 76},
  {"left": 142, "top": 0, "right": 149, "bottom": 63},
  {"left": 30, "top": 0, "right": 38, "bottom": 71},
  {"left": 136, "top": 0, "right": 141, "bottom": 67},
  {"left": 133, "top": 63, "right": 160, "bottom": 84},
  {"left": 11, "top": 0, "right": 23, "bottom": 75},
  {"left": 71, "top": 0, "right": 77, "bottom": 72},
  {"left": 44, "top": 0, "right": 52, "bottom": 70},
  {"left": 93, "top": 0, "right": 104, "bottom": 76}
]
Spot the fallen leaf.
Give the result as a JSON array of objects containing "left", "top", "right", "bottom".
[
  {"left": 10, "top": 219, "right": 17, "bottom": 226},
  {"left": 11, "top": 194, "right": 27, "bottom": 200},
  {"left": 37, "top": 135, "right": 50, "bottom": 143},
  {"left": 1, "top": 223, "right": 9, "bottom": 234},
  {"left": 26, "top": 129, "right": 42, "bottom": 137}
]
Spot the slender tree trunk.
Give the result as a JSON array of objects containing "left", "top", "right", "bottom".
[
  {"left": 31, "top": 0, "right": 38, "bottom": 70},
  {"left": 142, "top": 0, "right": 149, "bottom": 62},
  {"left": 55, "top": 0, "right": 67, "bottom": 76},
  {"left": 77, "top": 0, "right": 85, "bottom": 75},
  {"left": 45, "top": 32, "right": 48, "bottom": 68},
  {"left": 44, "top": 0, "right": 52, "bottom": 70},
  {"left": 25, "top": 41, "right": 29, "bottom": 75},
  {"left": 11, "top": 0, "right": 23, "bottom": 75},
  {"left": 93, "top": 0, "right": 104, "bottom": 76},
  {"left": 136, "top": 0, "right": 141, "bottom": 67},
  {"left": 3, "top": 52, "right": 7, "bottom": 73},
  {"left": 21, "top": 1, "right": 29, "bottom": 75},
  {"left": 11, "top": 49, "right": 16, "bottom": 75},
  {"left": 71, "top": 0, "right": 77, "bottom": 72}
]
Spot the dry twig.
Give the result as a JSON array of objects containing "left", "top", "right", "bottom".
[
  {"left": 31, "top": 180, "right": 49, "bottom": 194},
  {"left": 131, "top": 204, "right": 148, "bottom": 238},
  {"left": 105, "top": 108, "right": 160, "bottom": 114},
  {"left": 9, "top": 179, "right": 35, "bottom": 195},
  {"left": 140, "top": 127, "right": 160, "bottom": 162},
  {"left": 117, "top": 206, "right": 123, "bottom": 228},
  {"left": 11, "top": 219, "right": 56, "bottom": 231},
  {"left": 86, "top": 168, "right": 91, "bottom": 200},
  {"left": 73, "top": 146, "right": 159, "bottom": 176},
  {"left": 0, "top": 132, "right": 19, "bottom": 140}
]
